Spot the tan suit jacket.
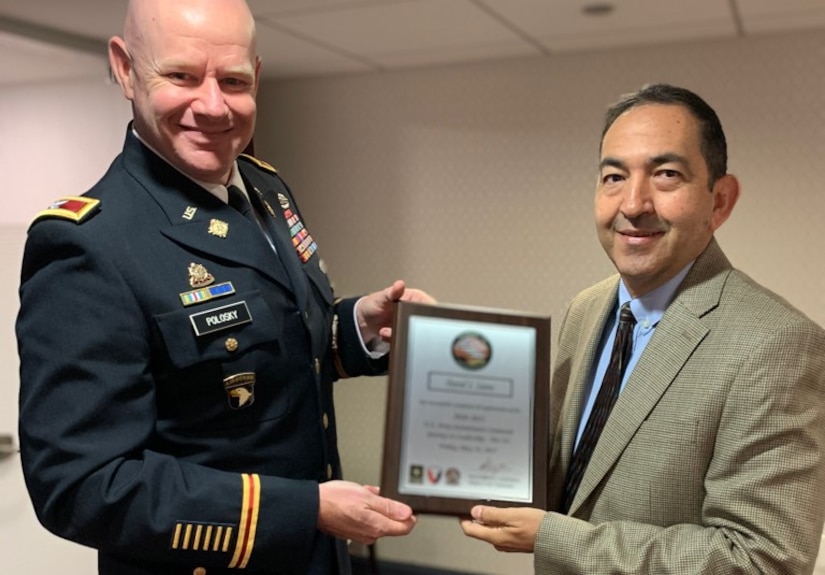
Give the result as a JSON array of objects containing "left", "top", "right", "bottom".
[{"left": 535, "top": 240, "right": 825, "bottom": 574}]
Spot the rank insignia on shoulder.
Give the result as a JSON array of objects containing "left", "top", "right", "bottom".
[
  {"left": 33, "top": 196, "right": 100, "bottom": 226},
  {"left": 239, "top": 153, "right": 278, "bottom": 174}
]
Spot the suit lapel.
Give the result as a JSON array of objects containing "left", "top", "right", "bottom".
[
  {"left": 569, "top": 240, "right": 732, "bottom": 513},
  {"left": 557, "top": 282, "right": 617, "bottom": 483},
  {"left": 570, "top": 307, "right": 708, "bottom": 512}
]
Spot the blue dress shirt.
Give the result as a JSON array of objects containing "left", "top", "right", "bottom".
[{"left": 573, "top": 264, "right": 694, "bottom": 450}]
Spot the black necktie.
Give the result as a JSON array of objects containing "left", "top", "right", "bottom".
[
  {"left": 561, "top": 303, "right": 636, "bottom": 513},
  {"left": 227, "top": 185, "right": 255, "bottom": 221},
  {"left": 227, "top": 184, "right": 276, "bottom": 252},
  {"left": 226, "top": 184, "right": 301, "bottom": 296}
]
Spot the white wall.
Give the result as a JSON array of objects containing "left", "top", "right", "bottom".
[
  {"left": 255, "top": 29, "right": 825, "bottom": 574},
  {"left": 0, "top": 78, "right": 131, "bottom": 573}
]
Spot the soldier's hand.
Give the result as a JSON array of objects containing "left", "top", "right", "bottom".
[
  {"left": 356, "top": 280, "right": 435, "bottom": 344},
  {"left": 318, "top": 481, "right": 417, "bottom": 544}
]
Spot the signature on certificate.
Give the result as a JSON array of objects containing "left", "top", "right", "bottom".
[{"left": 479, "top": 456, "right": 509, "bottom": 474}]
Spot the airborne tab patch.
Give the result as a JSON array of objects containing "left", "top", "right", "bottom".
[{"left": 33, "top": 196, "right": 100, "bottom": 225}]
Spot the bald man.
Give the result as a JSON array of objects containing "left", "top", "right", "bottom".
[{"left": 17, "top": 1, "right": 427, "bottom": 574}]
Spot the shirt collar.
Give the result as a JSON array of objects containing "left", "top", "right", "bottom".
[{"left": 618, "top": 262, "right": 694, "bottom": 332}]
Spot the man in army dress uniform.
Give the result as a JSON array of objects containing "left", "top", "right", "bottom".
[{"left": 16, "top": 1, "right": 430, "bottom": 573}]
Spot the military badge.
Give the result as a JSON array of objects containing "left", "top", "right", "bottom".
[
  {"left": 188, "top": 263, "right": 215, "bottom": 288},
  {"left": 182, "top": 206, "right": 198, "bottom": 220},
  {"left": 208, "top": 219, "right": 229, "bottom": 238},
  {"left": 277, "top": 193, "right": 290, "bottom": 210},
  {"left": 281, "top": 205, "right": 318, "bottom": 263},
  {"left": 223, "top": 372, "right": 256, "bottom": 409},
  {"left": 179, "top": 281, "right": 235, "bottom": 307}
]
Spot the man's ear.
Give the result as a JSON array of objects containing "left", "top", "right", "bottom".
[
  {"left": 709, "top": 174, "right": 740, "bottom": 231},
  {"left": 108, "top": 36, "right": 135, "bottom": 100}
]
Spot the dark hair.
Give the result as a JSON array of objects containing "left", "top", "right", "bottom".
[{"left": 601, "top": 84, "right": 728, "bottom": 188}]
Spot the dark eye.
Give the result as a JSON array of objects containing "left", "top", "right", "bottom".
[
  {"left": 166, "top": 71, "right": 191, "bottom": 82},
  {"left": 602, "top": 173, "right": 624, "bottom": 184}
]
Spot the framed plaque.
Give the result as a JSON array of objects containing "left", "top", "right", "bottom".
[{"left": 380, "top": 301, "right": 551, "bottom": 516}]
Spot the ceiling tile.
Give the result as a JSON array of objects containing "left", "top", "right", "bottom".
[
  {"left": 373, "top": 38, "right": 538, "bottom": 69},
  {"left": 0, "top": 0, "right": 124, "bottom": 39},
  {"left": 480, "top": 0, "right": 737, "bottom": 52},
  {"left": 267, "top": 0, "right": 532, "bottom": 61},
  {"left": 255, "top": 20, "right": 373, "bottom": 77},
  {"left": 0, "top": 0, "right": 823, "bottom": 85},
  {"left": 737, "top": 0, "right": 825, "bottom": 33},
  {"left": 248, "top": 0, "right": 407, "bottom": 18}
]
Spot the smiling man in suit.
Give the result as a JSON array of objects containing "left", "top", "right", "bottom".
[
  {"left": 16, "top": 1, "right": 430, "bottom": 574},
  {"left": 461, "top": 84, "right": 825, "bottom": 574}
]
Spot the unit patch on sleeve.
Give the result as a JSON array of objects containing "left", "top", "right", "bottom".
[
  {"left": 32, "top": 196, "right": 101, "bottom": 226},
  {"left": 223, "top": 372, "right": 256, "bottom": 409}
]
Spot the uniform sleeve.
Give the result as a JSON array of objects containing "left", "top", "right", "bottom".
[
  {"left": 332, "top": 296, "right": 389, "bottom": 377},
  {"left": 534, "top": 320, "right": 825, "bottom": 575},
  {"left": 17, "top": 221, "right": 320, "bottom": 573}
]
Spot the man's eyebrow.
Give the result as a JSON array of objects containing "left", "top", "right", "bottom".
[
  {"left": 650, "top": 153, "right": 689, "bottom": 166},
  {"left": 599, "top": 157, "right": 626, "bottom": 171}
]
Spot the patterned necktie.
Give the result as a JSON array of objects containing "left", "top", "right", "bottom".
[{"left": 561, "top": 303, "right": 636, "bottom": 513}]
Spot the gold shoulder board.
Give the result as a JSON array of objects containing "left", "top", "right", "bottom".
[
  {"left": 32, "top": 196, "right": 101, "bottom": 225},
  {"left": 239, "top": 153, "right": 278, "bottom": 174}
]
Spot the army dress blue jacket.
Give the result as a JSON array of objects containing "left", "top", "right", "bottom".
[{"left": 17, "top": 128, "right": 386, "bottom": 575}]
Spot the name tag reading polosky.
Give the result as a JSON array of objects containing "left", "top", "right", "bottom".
[{"left": 189, "top": 301, "right": 252, "bottom": 336}]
